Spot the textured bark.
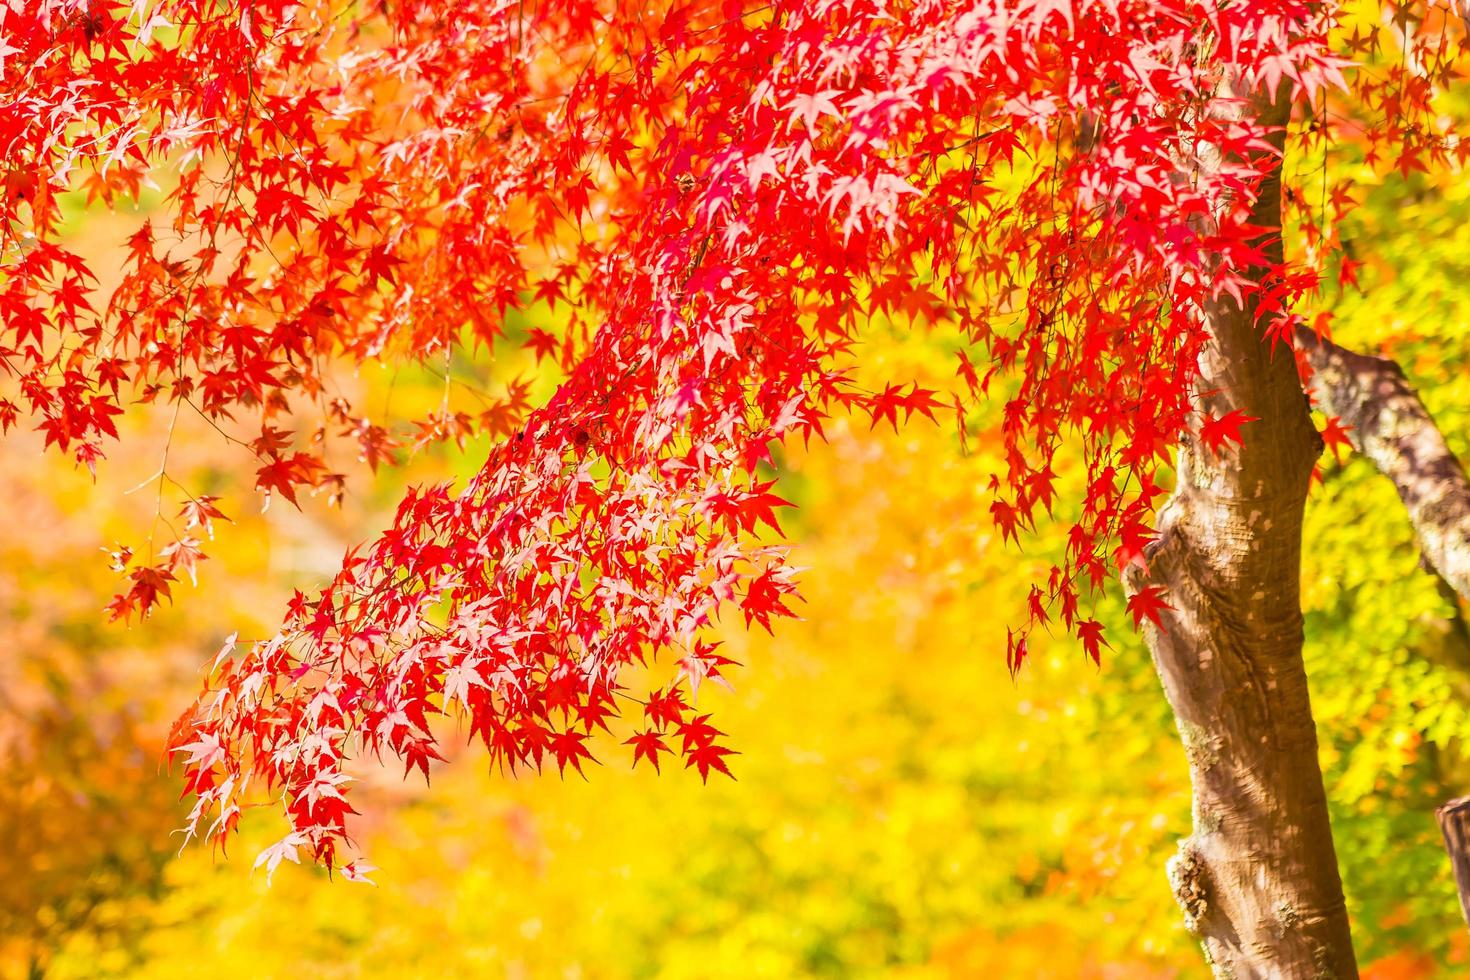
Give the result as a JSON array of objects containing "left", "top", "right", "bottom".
[
  {"left": 1436, "top": 797, "right": 1470, "bottom": 930},
  {"left": 1128, "top": 84, "right": 1359, "bottom": 978},
  {"left": 1294, "top": 330, "right": 1470, "bottom": 935},
  {"left": 1295, "top": 327, "right": 1470, "bottom": 602}
]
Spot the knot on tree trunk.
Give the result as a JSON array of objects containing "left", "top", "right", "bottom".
[{"left": 1167, "top": 838, "right": 1210, "bottom": 934}]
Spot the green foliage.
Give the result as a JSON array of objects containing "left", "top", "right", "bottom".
[{"left": 1294, "top": 146, "right": 1470, "bottom": 965}]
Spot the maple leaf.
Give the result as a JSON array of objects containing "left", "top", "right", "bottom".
[
  {"left": 179, "top": 496, "right": 231, "bottom": 539},
  {"left": 532, "top": 277, "right": 566, "bottom": 311},
  {"left": 685, "top": 743, "right": 737, "bottom": 783},
  {"left": 1319, "top": 415, "right": 1354, "bottom": 462},
  {"left": 784, "top": 89, "right": 842, "bottom": 130},
  {"left": 550, "top": 730, "right": 596, "bottom": 777},
  {"left": 159, "top": 536, "right": 208, "bottom": 586},
  {"left": 990, "top": 498, "right": 1022, "bottom": 546},
  {"left": 110, "top": 564, "right": 176, "bottom": 621},
  {"left": 339, "top": 861, "right": 378, "bottom": 885},
  {"left": 1127, "top": 585, "right": 1173, "bottom": 631},
  {"left": 352, "top": 422, "right": 399, "bottom": 473},
  {"left": 645, "top": 688, "right": 687, "bottom": 730},
  {"left": 254, "top": 453, "right": 324, "bottom": 509},
  {"left": 741, "top": 566, "right": 796, "bottom": 634},
  {"left": 253, "top": 833, "right": 309, "bottom": 885},
  {"left": 104, "top": 543, "right": 133, "bottom": 573},
  {"left": 1198, "top": 409, "right": 1259, "bottom": 456},
  {"left": 676, "top": 714, "right": 724, "bottom": 754},
  {"left": 625, "top": 731, "right": 671, "bottom": 772},
  {"left": 524, "top": 327, "right": 560, "bottom": 363},
  {"left": 1077, "top": 618, "right": 1109, "bottom": 666}
]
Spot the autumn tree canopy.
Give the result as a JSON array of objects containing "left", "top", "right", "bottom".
[{"left": 4, "top": 0, "right": 1465, "bottom": 902}]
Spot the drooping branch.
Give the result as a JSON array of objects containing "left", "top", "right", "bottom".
[{"left": 1295, "top": 325, "right": 1470, "bottom": 601}]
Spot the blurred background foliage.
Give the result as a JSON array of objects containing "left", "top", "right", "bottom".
[{"left": 9, "top": 63, "right": 1470, "bottom": 980}]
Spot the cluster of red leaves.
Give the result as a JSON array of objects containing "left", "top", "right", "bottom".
[
  {"left": 3, "top": 0, "right": 575, "bottom": 618},
  {"left": 1281, "top": 2, "right": 1470, "bottom": 481},
  {"left": 3, "top": 0, "right": 1390, "bottom": 874}
]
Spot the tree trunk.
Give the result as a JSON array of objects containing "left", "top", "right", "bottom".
[
  {"left": 1436, "top": 797, "right": 1470, "bottom": 930},
  {"left": 1127, "top": 84, "right": 1359, "bottom": 977}
]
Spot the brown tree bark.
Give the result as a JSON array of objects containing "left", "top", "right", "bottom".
[
  {"left": 1295, "top": 328, "right": 1470, "bottom": 933},
  {"left": 1128, "top": 84, "right": 1359, "bottom": 977},
  {"left": 1295, "top": 327, "right": 1470, "bottom": 602},
  {"left": 1436, "top": 797, "right": 1470, "bottom": 930}
]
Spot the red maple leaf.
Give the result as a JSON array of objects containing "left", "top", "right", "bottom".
[
  {"left": 625, "top": 731, "right": 670, "bottom": 772},
  {"left": 1199, "top": 409, "right": 1259, "bottom": 455},
  {"left": 1127, "top": 585, "right": 1173, "bottom": 631}
]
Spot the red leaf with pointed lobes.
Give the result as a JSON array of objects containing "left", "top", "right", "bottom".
[
  {"left": 1319, "top": 415, "right": 1354, "bottom": 462},
  {"left": 159, "top": 536, "right": 208, "bottom": 586},
  {"left": 990, "top": 497, "right": 1021, "bottom": 546},
  {"left": 625, "top": 731, "right": 671, "bottom": 772},
  {"left": 179, "top": 496, "right": 231, "bottom": 538},
  {"left": 686, "top": 742, "right": 737, "bottom": 783},
  {"left": 742, "top": 566, "right": 797, "bottom": 634},
  {"left": 110, "top": 565, "right": 176, "bottom": 622},
  {"left": 1127, "top": 585, "right": 1173, "bottom": 631},
  {"left": 254, "top": 453, "right": 324, "bottom": 509},
  {"left": 1114, "top": 520, "right": 1157, "bottom": 573},
  {"left": 645, "top": 688, "right": 688, "bottom": 730},
  {"left": 550, "top": 731, "right": 596, "bottom": 777},
  {"left": 1198, "top": 409, "right": 1260, "bottom": 455},
  {"left": 1077, "top": 619, "right": 1109, "bottom": 666},
  {"left": 524, "top": 328, "right": 560, "bottom": 364}
]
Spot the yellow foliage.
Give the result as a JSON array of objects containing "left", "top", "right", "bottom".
[{"left": 16, "top": 413, "right": 1208, "bottom": 979}]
